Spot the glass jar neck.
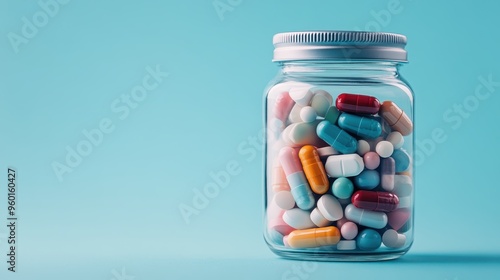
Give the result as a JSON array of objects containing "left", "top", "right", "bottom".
[{"left": 278, "top": 61, "right": 402, "bottom": 79}]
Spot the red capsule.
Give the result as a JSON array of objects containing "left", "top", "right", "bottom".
[
  {"left": 352, "top": 190, "right": 399, "bottom": 212},
  {"left": 336, "top": 93, "right": 380, "bottom": 115}
]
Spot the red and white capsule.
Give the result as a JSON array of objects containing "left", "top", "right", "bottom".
[
  {"left": 336, "top": 93, "right": 380, "bottom": 115},
  {"left": 352, "top": 190, "right": 399, "bottom": 212}
]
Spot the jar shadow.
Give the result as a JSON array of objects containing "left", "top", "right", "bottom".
[{"left": 395, "top": 253, "right": 500, "bottom": 264}]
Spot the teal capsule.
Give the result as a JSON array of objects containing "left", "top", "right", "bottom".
[
  {"left": 392, "top": 149, "right": 411, "bottom": 172},
  {"left": 316, "top": 121, "right": 357, "bottom": 154},
  {"left": 338, "top": 113, "right": 382, "bottom": 139},
  {"left": 324, "top": 106, "right": 341, "bottom": 124},
  {"left": 287, "top": 172, "right": 315, "bottom": 210}
]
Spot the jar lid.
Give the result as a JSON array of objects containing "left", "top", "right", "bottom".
[{"left": 273, "top": 31, "right": 407, "bottom": 62}]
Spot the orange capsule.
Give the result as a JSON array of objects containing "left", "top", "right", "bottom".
[
  {"left": 298, "top": 145, "right": 329, "bottom": 194},
  {"left": 379, "top": 101, "right": 413, "bottom": 136},
  {"left": 288, "top": 226, "right": 341, "bottom": 248}
]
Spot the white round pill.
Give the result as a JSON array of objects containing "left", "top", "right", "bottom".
[
  {"left": 300, "top": 106, "right": 317, "bottom": 123},
  {"left": 357, "top": 140, "right": 370, "bottom": 156},
  {"left": 273, "top": 191, "right": 295, "bottom": 210},
  {"left": 376, "top": 141, "right": 394, "bottom": 158},
  {"left": 386, "top": 131, "right": 404, "bottom": 149},
  {"left": 341, "top": 221, "right": 358, "bottom": 240},
  {"left": 317, "top": 194, "right": 343, "bottom": 221},
  {"left": 283, "top": 208, "right": 315, "bottom": 229},
  {"left": 382, "top": 229, "right": 406, "bottom": 248},
  {"left": 310, "top": 208, "right": 331, "bottom": 227}
]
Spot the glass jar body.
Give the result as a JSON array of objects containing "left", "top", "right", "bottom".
[{"left": 264, "top": 61, "right": 414, "bottom": 261}]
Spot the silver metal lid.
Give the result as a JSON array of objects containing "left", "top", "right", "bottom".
[{"left": 273, "top": 31, "right": 407, "bottom": 62}]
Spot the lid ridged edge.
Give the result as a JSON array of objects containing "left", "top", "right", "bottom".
[
  {"left": 272, "top": 31, "right": 408, "bottom": 62},
  {"left": 273, "top": 31, "right": 407, "bottom": 46}
]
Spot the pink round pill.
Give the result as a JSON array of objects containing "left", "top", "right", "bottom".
[
  {"left": 336, "top": 217, "right": 349, "bottom": 229},
  {"left": 341, "top": 221, "right": 358, "bottom": 240},
  {"left": 363, "top": 152, "right": 380, "bottom": 170}
]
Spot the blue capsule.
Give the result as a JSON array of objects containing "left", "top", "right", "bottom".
[
  {"left": 338, "top": 113, "right": 382, "bottom": 139},
  {"left": 268, "top": 228, "right": 284, "bottom": 246},
  {"left": 392, "top": 149, "right": 411, "bottom": 172},
  {"left": 287, "top": 172, "right": 315, "bottom": 210},
  {"left": 354, "top": 170, "right": 380, "bottom": 190},
  {"left": 316, "top": 121, "right": 357, "bottom": 154}
]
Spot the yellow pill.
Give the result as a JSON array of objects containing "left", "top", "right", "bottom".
[{"left": 288, "top": 226, "right": 340, "bottom": 248}]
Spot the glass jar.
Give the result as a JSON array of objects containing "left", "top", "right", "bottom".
[{"left": 264, "top": 31, "right": 414, "bottom": 261}]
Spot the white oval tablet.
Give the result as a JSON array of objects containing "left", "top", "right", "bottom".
[
  {"left": 325, "top": 154, "right": 365, "bottom": 177},
  {"left": 310, "top": 92, "right": 332, "bottom": 117},
  {"left": 281, "top": 122, "right": 320, "bottom": 147},
  {"left": 310, "top": 208, "right": 331, "bottom": 227},
  {"left": 317, "top": 194, "right": 343, "bottom": 221},
  {"left": 289, "top": 87, "right": 313, "bottom": 106},
  {"left": 337, "top": 240, "right": 356, "bottom": 250},
  {"left": 313, "top": 89, "right": 333, "bottom": 103},
  {"left": 273, "top": 191, "right": 295, "bottom": 210},
  {"left": 283, "top": 208, "right": 315, "bottom": 229}
]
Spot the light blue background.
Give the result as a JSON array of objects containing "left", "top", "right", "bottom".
[{"left": 1, "top": 0, "right": 499, "bottom": 279}]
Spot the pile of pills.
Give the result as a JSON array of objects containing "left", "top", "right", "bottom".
[{"left": 267, "top": 89, "right": 413, "bottom": 251}]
